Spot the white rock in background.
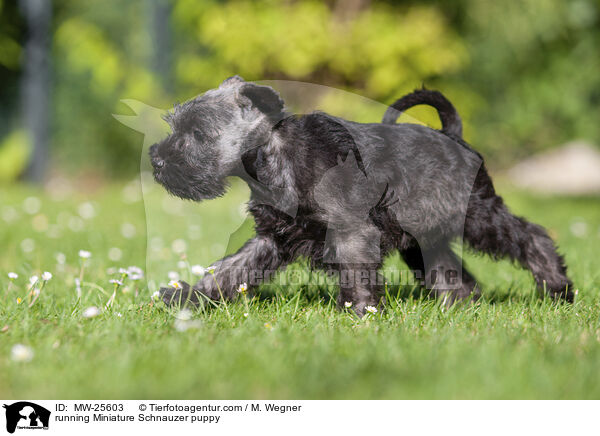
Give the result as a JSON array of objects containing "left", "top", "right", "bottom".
[{"left": 507, "top": 141, "right": 600, "bottom": 195}]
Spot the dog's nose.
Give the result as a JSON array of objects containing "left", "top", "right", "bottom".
[{"left": 149, "top": 144, "right": 165, "bottom": 169}]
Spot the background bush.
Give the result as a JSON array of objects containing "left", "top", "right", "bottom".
[{"left": 0, "top": 0, "right": 598, "bottom": 180}]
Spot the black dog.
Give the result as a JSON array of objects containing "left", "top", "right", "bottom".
[{"left": 150, "top": 76, "right": 573, "bottom": 316}]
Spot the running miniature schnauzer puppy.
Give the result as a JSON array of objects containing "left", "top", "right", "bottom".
[{"left": 150, "top": 76, "right": 573, "bottom": 316}]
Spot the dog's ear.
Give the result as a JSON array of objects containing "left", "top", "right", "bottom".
[
  {"left": 239, "top": 83, "right": 284, "bottom": 117},
  {"left": 219, "top": 75, "right": 245, "bottom": 88}
]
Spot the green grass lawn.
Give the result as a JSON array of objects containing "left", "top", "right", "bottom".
[{"left": 1, "top": 178, "right": 599, "bottom": 399}]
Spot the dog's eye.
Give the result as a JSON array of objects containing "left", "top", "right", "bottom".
[
  {"left": 175, "top": 138, "right": 186, "bottom": 150},
  {"left": 193, "top": 130, "right": 202, "bottom": 142}
]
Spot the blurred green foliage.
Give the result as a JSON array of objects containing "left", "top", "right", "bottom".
[
  {"left": 0, "top": 0, "right": 598, "bottom": 179},
  {"left": 174, "top": 1, "right": 466, "bottom": 94},
  {"left": 446, "top": 0, "right": 600, "bottom": 161},
  {"left": 0, "top": 130, "right": 30, "bottom": 183}
]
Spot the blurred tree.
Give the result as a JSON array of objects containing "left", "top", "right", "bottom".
[
  {"left": 409, "top": 0, "right": 600, "bottom": 164},
  {"left": 0, "top": 0, "right": 24, "bottom": 132},
  {"left": 147, "top": 0, "right": 173, "bottom": 93},
  {"left": 172, "top": 0, "right": 467, "bottom": 99},
  {"left": 463, "top": 0, "right": 600, "bottom": 163},
  {"left": 52, "top": 1, "right": 163, "bottom": 176},
  {"left": 1, "top": 0, "right": 599, "bottom": 179},
  {"left": 19, "top": 0, "right": 52, "bottom": 183},
  {"left": 0, "top": 0, "right": 29, "bottom": 184},
  {"left": 44, "top": 0, "right": 470, "bottom": 178}
]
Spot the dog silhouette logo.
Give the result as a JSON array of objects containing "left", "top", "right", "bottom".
[{"left": 3, "top": 402, "right": 50, "bottom": 433}]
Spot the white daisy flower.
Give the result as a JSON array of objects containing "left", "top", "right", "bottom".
[
  {"left": 176, "top": 309, "right": 192, "bottom": 321},
  {"left": 82, "top": 306, "right": 100, "bottom": 318},
  {"left": 167, "top": 271, "right": 179, "bottom": 281},
  {"left": 41, "top": 271, "right": 52, "bottom": 281},
  {"left": 23, "top": 196, "right": 41, "bottom": 215},
  {"left": 365, "top": 305, "right": 378, "bottom": 314},
  {"left": 78, "top": 202, "right": 96, "bottom": 220},
  {"left": 151, "top": 291, "right": 161, "bottom": 301},
  {"left": 205, "top": 266, "right": 216, "bottom": 274},
  {"left": 8, "top": 272, "right": 18, "bottom": 280},
  {"left": 118, "top": 268, "right": 129, "bottom": 276},
  {"left": 29, "top": 275, "right": 39, "bottom": 286},
  {"left": 78, "top": 250, "right": 92, "bottom": 259},
  {"left": 191, "top": 265, "right": 205, "bottom": 276},
  {"left": 570, "top": 219, "right": 587, "bottom": 238},
  {"left": 108, "top": 247, "right": 123, "bottom": 262},
  {"left": 174, "top": 320, "right": 189, "bottom": 332},
  {"left": 237, "top": 282, "right": 248, "bottom": 293},
  {"left": 20, "top": 238, "right": 35, "bottom": 253},
  {"left": 171, "top": 239, "right": 187, "bottom": 254},
  {"left": 109, "top": 279, "right": 123, "bottom": 286},
  {"left": 174, "top": 309, "right": 201, "bottom": 332},
  {"left": 120, "top": 222, "right": 136, "bottom": 239},
  {"left": 168, "top": 280, "right": 182, "bottom": 289},
  {"left": 127, "top": 266, "right": 143, "bottom": 276},
  {"left": 55, "top": 252, "right": 66, "bottom": 264},
  {"left": 74, "top": 278, "right": 82, "bottom": 298},
  {"left": 11, "top": 344, "right": 34, "bottom": 362},
  {"left": 344, "top": 301, "right": 352, "bottom": 308},
  {"left": 130, "top": 273, "right": 143, "bottom": 281},
  {"left": 175, "top": 320, "right": 199, "bottom": 332}
]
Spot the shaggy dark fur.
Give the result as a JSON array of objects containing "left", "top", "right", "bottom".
[{"left": 150, "top": 77, "right": 573, "bottom": 317}]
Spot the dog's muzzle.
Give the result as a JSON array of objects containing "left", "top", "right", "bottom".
[{"left": 149, "top": 144, "right": 165, "bottom": 170}]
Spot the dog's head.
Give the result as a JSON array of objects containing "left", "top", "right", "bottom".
[{"left": 149, "top": 76, "right": 285, "bottom": 201}]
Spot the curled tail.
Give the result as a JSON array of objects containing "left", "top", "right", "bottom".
[{"left": 382, "top": 89, "right": 463, "bottom": 138}]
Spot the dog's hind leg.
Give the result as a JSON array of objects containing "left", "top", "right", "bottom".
[
  {"left": 398, "top": 245, "right": 425, "bottom": 286},
  {"left": 415, "top": 243, "right": 479, "bottom": 304},
  {"left": 463, "top": 168, "right": 573, "bottom": 301}
]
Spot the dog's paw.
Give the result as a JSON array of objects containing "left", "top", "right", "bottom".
[
  {"left": 548, "top": 287, "right": 575, "bottom": 303},
  {"left": 160, "top": 281, "right": 203, "bottom": 307}
]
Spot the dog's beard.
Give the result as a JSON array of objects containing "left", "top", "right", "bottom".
[{"left": 154, "top": 167, "right": 228, "bottom": 201}]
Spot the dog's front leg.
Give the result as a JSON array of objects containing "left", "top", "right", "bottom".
[
  {"left": 327, "top": 226, "right": 384, "bottom": 317},
  {"left": 161, "top": 235, "right": 285, "bottom": 307},
  {"left": 336, "top": 262, "right": 384, "bottom": 317}
]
